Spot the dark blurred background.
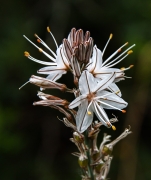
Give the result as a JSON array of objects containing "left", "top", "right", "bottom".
[{"left": 0, "top": 0, "right": 151, "bottom": 179}]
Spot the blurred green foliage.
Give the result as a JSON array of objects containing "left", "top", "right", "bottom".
[{"left": 0, "top": 0, "right": 151, "bottom": 179}]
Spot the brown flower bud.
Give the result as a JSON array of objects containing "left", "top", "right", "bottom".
[
  {"left": 30, "top": 75, "right": 67, "bottom": 91},
  {"left": 37, "top": 91, "right": 61, "bottom": 100},
  {"left": 33, "top": 99, "right": 69, "bottom": 107}
]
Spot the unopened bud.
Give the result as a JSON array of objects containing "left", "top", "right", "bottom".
[
  {"left": 92, "top": 150, "right": 100, "bottom": 161},
  {"left": 30, "top": 75, "right": 67, "bottom": 91},
  {"left": 78, "top": 155, "right": 88, "bottom": 169},
  {"left": 94, "top": 161, "right": 104, "bottom": 174},
  {"left": 73, "top": 132, "right": 84, "bottom": 143},
  {"left": 101, "top": 145, "right": 113, "bottom": 156}
]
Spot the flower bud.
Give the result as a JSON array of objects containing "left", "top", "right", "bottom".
[
  {"left": 73, "top": 132, "right": 84, "bottom": 143},
  {"left": 101, "top": 145, "right": 113, "bottom": 156},
  {"left": 78, "top": 155, "right": 88, "bottom": 169},
  {"left": 94, "top": 160, "right": 104, "bottom": 174},
  {"left": 92, "top": 150, "right": 100, "bottom": 161},
  {"left": 30, "top": 75, "right": 67, "bottom": 91}
]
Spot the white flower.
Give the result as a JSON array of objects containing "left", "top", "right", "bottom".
[
  {"left": 87, "top": 34, "right": 135, "bottom": 96},
  {"left": 24, "top": 27, "right": 70, "bottom": 81},
  {"left": 23, "top": 28, "right": 94, "bottom": 82},
  {"left": 69, "top": 71, "right": 127, "bottom": 133}
]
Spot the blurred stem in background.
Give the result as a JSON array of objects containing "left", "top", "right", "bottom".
[{"left": 117, "top": 42, "right": 151, "bottom": 180}]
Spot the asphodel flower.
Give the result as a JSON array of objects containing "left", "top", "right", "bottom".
[
  {"left": 87, "top": 34, "right": 135, "bottom": 96},
  {"left": 24, "top": 28, "right": 94, "bottom": 82},
  {"left": 24, "top": 27, "right": 70, "bottom": 81},
  {"left": 69, "top": 71, "right": 127, "bottom": 133}
]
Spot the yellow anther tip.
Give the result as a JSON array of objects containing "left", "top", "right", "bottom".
[
  {"left": 120, "top": 67, "right": 125, "bottom": 70},
  {"left": 125, "top": 42, "right": 129, "bottom": 45},
  {"left": 122, "top": 110, "right": 126, "bottom": 113},
  {"left": 112, "top": 125, "right": 116, "bottom": 131},
  {"left": 34, "top": 33, "right": 38, "bottom": 37},
  {"left": 109, "top": 33, "right": 113, "bottom": 39},
  {"left": 88, "top": 111, "right": 92, "bottom": 115},
  {"left": 39, "top": 48, "right": 43, "bottom": 52},
  {"left": 24, "top": 51, "right": 30, "bottom": 57},
  {"left": 116, "top": 90, "right": 120, "bottom": 94},
  {"left": 47, "top": 26, "right": 50, "bottom": 32},
  {"left": 127, "top": 50, "right": 133, "bottom": 55},
  {"left": 129, "top": 65, "right": 134, "bottom": 68}
]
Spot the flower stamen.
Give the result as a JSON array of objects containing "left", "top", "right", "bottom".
[
  {"left": 102, "top": 33, "right": 113, "bottom": 56},
  {"left": 102, "top": 42, "right": 129, "bottom": 66},
  {"left": 120, "top": 64, "right": 134, "bottom": 71},
  {"left": 23, "top": 35, "right": 56, "bottom": 62},
  {"left": 97, "top": 99, "right": 126, "bottom": 113},
  {"left": 103, "top": 44, "right": 135, "bottom": 67},
  {"left": 19, "top": 81, "right": 30, "bottom": 90},
  {"left": 24, "top": 51, "right": 57, "bottom": 65},
  {"left": 47, "top": 26, "right": 58, "bottom": 49},
  {"left": 112, "top": 125, "right": 116, "bottom": 130},
  {"left": 34, "top": 33, "right": 57, "bottom": 58}
]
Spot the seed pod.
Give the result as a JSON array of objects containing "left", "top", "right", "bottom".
[
  {"left": 94, "top": 160, "right": 104, "bottom": 174},
  {"left": 101, "top": 145, "right": 113, "bottom": 156},
  {"left": 73, "top": 132, "right": 84, "bottom": 143},
  {"left": 78, "top": 155, "right": 88, "bottom": 169}
]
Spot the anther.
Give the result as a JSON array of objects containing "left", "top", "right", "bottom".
[
  {"left": 88, "top": 111, "right": 92, "bottom": 115},
  {"left": 115, "top": 91, "right": 120, "bottom": 95},
  {"left": 129, "top": 64, "right": 134, "bottom": 68},
  {"left": 109, "top": 33, "right": 113, "bottom": 39},
  {"left": 24, "top": 51, "right": 30, "bottom": 57},
  {"left": 122, "top": 110, "right": 126, "bottom": 113},
  {"left": 118, "top": 48, "right": 122, "bottom": 52},
  {"left": 37, "top": 39, "right": 41, "bottom": 43},
  {"left": 47, "top": 26, "right": 51, "bottom": 33},
  {"left": 112, "top": 125, "right": 116, "bottom": 130},
  {"left": 127, "top": 50, "right": 133, "bottom": 55},
  {"left": 39, "top": 48, "right": 43, "bottom": 52},
  {"left": 34, "top": 34, "right": 38, "bottom": 38},
  {"left": 120, "top": 67, "right": 125, "bottom": 70}
]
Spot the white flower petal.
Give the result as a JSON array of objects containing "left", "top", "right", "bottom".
[
  {"left": 93, "top": 102, "right": 111, "bottom": 127},
  {"left": 97, "top": 91, "right": 128, "bottom": 109},
  {"left": 87, "top": 46, "right": 103, "bottom": 73},
  {"left": 94, "top": 67, "right": 124, "bottom": 79},
  {"left": 94, "top": 72, "right": 115, "bottom": 93},
  {"left": 76, "top": 100, "right": 93, "bottom": 133},
  {"left": 69, "top": 94, "right": 87, "bottom": 109},
  {"left": 46, "top": 70, "right": 66, "bottom": 81},
  {"left": 79, "top": 71, "right": 98, "bottom": 94},
  {"left": 107, "top": 83, "right": 122, "bottom": 97},
  {"left": 56, "top": 46, "right": 70, "bottom": 69}
]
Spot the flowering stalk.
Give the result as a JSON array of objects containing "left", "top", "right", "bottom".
[{"left": 21, "top": 27, "right": 135, "bottom": 179}]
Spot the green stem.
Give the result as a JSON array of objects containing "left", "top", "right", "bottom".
[{"left": 85, "top": 131, "right": 95, "bottom": 180}]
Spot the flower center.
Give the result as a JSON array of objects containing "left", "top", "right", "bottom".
[{"left": 87, "top": 93, "right": 95, "bottom": 102}]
